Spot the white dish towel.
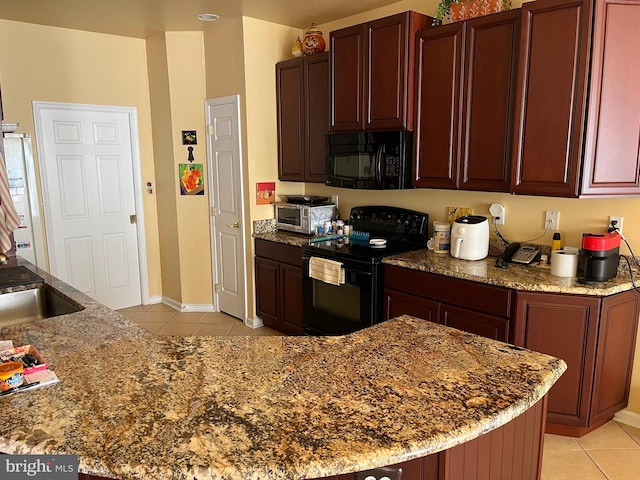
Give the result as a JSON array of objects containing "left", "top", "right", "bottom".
[
  {"left": 309, "top": 257, "right": 345, "bottom": 286},
  {"left": 0, "top": 152, "right": 20, "bottom": 253}
]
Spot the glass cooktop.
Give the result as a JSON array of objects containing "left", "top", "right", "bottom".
[{"left": 304, "top": 236, "right": 424, "bottom": 263}]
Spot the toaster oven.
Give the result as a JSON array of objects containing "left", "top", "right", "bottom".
[{"left": 274, "top": 203, "right": 335, "bottom": 235}]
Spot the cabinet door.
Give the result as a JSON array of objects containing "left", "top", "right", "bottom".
[
  {"left": 590, "top": 290, "right": 640, "bottom": 424},
  {"left": 280, "top": 264, "right": 304, "bottom": 335},
  {"left": 304, "top": 52, "right": 330, "bottom": 182},
  {"left": 413, "top": 23, "right": 464, "bottom": 189},
  {"left": 460, "top": 11, "right": 520, "bottom": 192},
  {"left": 441, "top": 305, "right": 509, "bottom": 342},
  {"left": 365, "top": 12, "right": 410, "bottom": 130},
  {"left": 510, "top": 0, "right": 591, "bottom": 197},
  {"left": 383, "top": 288, "right": 440, "bottom": 323},
  {"left": 514, "top": 292, "right": 600, "bottom": 427},
  {"left": 330, "top": 24, "right": 365, "bottom": 132},
  {"left": 255, "top": 257, "right": 280, "bottom": 329},
  {"left": 276, "top": 58, "right": 305, "bottom": 180},
  {"left": 580, "top": 0, "right": 640, "bottom": 196}
]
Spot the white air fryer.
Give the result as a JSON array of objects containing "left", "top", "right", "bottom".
[{"left": 450, "top": 215, "right": 490, "bottom": 260}]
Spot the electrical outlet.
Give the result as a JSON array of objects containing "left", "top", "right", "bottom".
[
  {"left": 331, "top": 195, "right": 338, "bottom": 208},
  {"left": 545, "top": 210, "right": 560, "bottom": 230},
  {"left": 489, "top": 203, "right": 505, "bottom": 225},
  {"left": 609, "top": 216, "right": 623, "bottom": 233}
]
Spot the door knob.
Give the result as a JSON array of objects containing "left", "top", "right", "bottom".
[{"left": 227, "top": 222, "right": 239, "bottom": 229}]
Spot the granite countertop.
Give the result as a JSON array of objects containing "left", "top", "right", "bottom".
[
  {"left": 253, "top": 230, "right": 312, "bottom": 247},
  {"left": 0, "top": 263, "right": 566, "bottom": 480},
  {"left": 252, "top": 222, "right": 640, "bottom": 296},
  {"left": 384, "top": 249, "right": 640, "bottom": 296}
]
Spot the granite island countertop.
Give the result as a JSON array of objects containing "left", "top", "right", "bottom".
[{"left": 0, "top": 263, "right": 566, "bottom": 480}]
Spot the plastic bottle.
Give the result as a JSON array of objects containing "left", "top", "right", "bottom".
[{"left": 551, "top": 232, "right": 562, "bottom": 251}]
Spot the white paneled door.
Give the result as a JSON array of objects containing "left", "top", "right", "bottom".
[
  {"left": 206, "top": 96, "right": 246, "bottom": 321},
  {"left": 33, "top": 102, "right": 144, "bottom": 310}
]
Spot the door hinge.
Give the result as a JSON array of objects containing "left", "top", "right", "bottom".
[
  {"left": 208, "top": 124, "right": 214, "bottom": 136},
  {"left": 215, "top": 284, "right": 220, "bottom": 293},
  {"left": 130, "top": 214, "right": 137, "bottom": 224},
  {"left": 211, "top": 207, "right": 216, "bottom": 217}
]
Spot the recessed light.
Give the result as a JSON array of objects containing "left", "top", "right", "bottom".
[{"left": 197, "top": 13, "right": 219, "bottom": 22}]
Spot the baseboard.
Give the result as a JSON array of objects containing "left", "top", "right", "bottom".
[
  {"left": 614, "top": 408, "right": 640, "bottom": 429},
  {"left": 161, "top": 296, "right": 182, "bottom": 311},
  {"left": 179, "top": 304, "right": 215, "bottom": 313},
  {"left": 245, "top": 317, "right": 264, "bottom": 329},
  {"left": 145, "top": 295, "right": 163, "bottom": 305},
  {"left": 160, "top": 296, "right": 215, "bottom": 312}
]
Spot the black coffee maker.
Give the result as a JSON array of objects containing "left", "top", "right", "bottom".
[{"left": 578, "top": 232, "right": 620, "bottom": 283}]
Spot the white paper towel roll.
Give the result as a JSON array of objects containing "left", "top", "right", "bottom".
[{"left": 551, "top": 249, "right": 579, "bottom": 277}]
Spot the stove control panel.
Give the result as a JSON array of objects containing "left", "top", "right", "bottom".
[{"left": 349, "top": 206, "right": 428, "bottom": 242}]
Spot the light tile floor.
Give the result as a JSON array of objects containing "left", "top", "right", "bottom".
[
  {"left": 118, "top": 303, "right": 640, "bottom": 479},
  {"left": 116, "top": 303, "right": 281, "bottom": 337},
  {"left": 542, "top": 420, "right": 640, "bottom": 479}
]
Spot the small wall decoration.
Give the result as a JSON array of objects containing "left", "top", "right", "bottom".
[
  {"left": 182, "top": 130, "right": 197, "bottom": 145},
  {"left": 179, "top": 163, "right": 204, "bottom": 195},
  {"left": 447, "top": 206, "right": 475, "bottom": 224},
  {"left": 256, "top": 182, "right": 275, "bottom": 205}
]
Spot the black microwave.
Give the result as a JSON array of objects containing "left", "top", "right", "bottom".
[{"left": 325, "top": 130, "right": 413, "bottom": 189}]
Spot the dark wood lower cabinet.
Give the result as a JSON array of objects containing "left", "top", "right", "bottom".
[
  {"left": 310, "top": 396, "right": 547, "bottom": 480},
  {"left": 255, "top": 238, "right": 304, "bottom": 335},
  {"left": 515, "top": 290, "right": 640, "bottom": 437},
  {"left": 441, "top": 304, "right": 509, "bottom": 342},
  {"left": 384, "top": 265, "right": 513, "bottom": 342}
]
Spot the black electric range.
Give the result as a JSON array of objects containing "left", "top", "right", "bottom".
[{"left": 302, "top": 206, "right": 429, "bottom": 335}]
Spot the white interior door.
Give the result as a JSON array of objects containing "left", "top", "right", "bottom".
[
  {"left": 206, "top": 95, "right": 246, "bottom": 320},
  {"left": 33, "top": 102, "right": 146, "bottom": 310}
]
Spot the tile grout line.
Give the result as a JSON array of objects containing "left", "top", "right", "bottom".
[{"left": 582, "top": 450, "right": 610, "bottom": 480}]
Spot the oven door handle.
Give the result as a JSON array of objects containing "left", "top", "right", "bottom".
[{"left": 303, "top": 257, "right": 372, "bottom": 280}]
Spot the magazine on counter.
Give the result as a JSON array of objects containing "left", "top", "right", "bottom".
[
  {"left": 0, "top": 369, "right": 60, "bottom": 397},
  {"left": 0, "top": 343, "right": 60, "bottom": 397}
]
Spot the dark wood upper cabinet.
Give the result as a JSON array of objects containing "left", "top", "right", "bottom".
[
  {"left": 276, "top": 52, "right": 329, "bottom": 183},
  {"left": 413, "top": 11, "right": 520, "bottom": 191},
  {"left": 330, "top": 24, "right": 365, "bottom": 133},
  {"left": 580, "top": 0, "right": 640, "bottom": 196},
  {"left": 511, "top": 0, "right": 591, "bottom": 197},
  {"left": 512, "top": 0, "right": 640, "bottom": 198},
  {"left": 413, "top": 22, "right": 463, "bottom": 189},
  {"left": 330, "top": 11, "right": 431, "bottom": 133},
  {"left": 460, "top": 11, "right": 520, "bottom": 191}
]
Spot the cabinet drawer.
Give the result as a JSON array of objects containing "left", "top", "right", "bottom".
[
  {"left": 255, "top": 239, "right": 302, "bottom": 267},
  {"left": 441, "top": 305, "right": 509, "bottom": 342},
  {"left": 385, "top": 265, "right": 512, "bottom": 318}
]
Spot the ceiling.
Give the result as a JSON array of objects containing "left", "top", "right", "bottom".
[{"left": 0, "top": 0, "right": 406, "bottom": 39}]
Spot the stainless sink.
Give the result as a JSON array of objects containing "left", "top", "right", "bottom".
[{"left": 0, "top": 285, "right": 84, "bottom": 327}]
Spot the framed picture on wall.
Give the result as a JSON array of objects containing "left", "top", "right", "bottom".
[
  {"left": 256, "top": 182, "right": 275, "bottom": 204},
  {"left": 179, "top": 163, "right": 204, "bottom": 195}
]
